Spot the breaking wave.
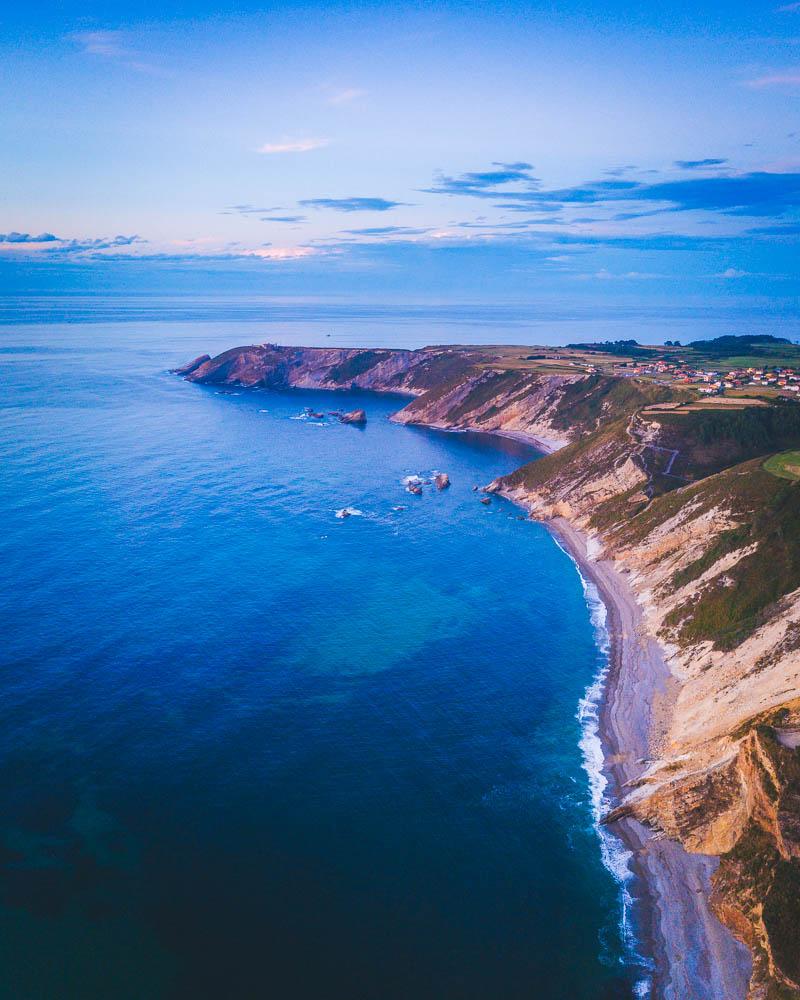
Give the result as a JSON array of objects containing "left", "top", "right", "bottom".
[{"left": 554, "top": 537, "right": 654, "bottom": 998}]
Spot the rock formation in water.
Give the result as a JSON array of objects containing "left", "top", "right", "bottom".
[{"left": 340, "top": 409, "right": 367, "bottom": 425}]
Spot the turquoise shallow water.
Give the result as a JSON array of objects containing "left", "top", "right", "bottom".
[{"left": 0, "top": 320, "right": 641, "bottom": 998}]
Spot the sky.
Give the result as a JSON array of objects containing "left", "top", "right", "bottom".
[{"left": 2, "top": 0, "right": 800, "bottom": 326}]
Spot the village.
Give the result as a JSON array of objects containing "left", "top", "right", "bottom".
[{"left": 612, "top": 356, "right": 800, "bottom": 396}]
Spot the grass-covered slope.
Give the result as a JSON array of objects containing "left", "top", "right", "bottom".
[
  {"left": 547, "top": 373, "right": 680, "bottom": 434},
  {"left": 327, "top": 350, "right": 390, "bottom": 382},
  {"left": 624, "top": 461, "right": 800, "bottom": 650}
]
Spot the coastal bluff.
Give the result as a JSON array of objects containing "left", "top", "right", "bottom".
[{"left": 178, "top": 342, "right": 800, "bottom": 1000}]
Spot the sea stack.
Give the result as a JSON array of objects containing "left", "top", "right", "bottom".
[
  {"left": 340, "top": 409, "right": 367, "bottom": 425},
  {"left": 434, "top": 473, "right": 451, "bottom": 490}
]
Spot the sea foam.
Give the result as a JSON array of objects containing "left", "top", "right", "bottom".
[{"left": 554, "top": 536, "right": 654, "bottom": 998}]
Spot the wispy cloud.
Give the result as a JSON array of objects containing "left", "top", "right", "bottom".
[
  {"left": 424, "top": 163, "right": 540, "bottom": 198},
  {"left": 257, "top": 138, "right": 329, "bottom": 154},
  {"left": 579, "top": 269, "right": 667, "bottom": 281},
  {"left": 261, "top": 215, "right": 307, "bottom": 223},
  {"left": 778, "top": 2, "right": 800, "bottom": 11},
  {"left": 455, "top": 218, "right": 557, "bottom": 229},
  {"left": 747, "top": 71, "right": 800, "bottom": 88},
  {"left": 71, "top": 30, "right": 126, "bottom": 56},
  {"left": 327, "top": 88, "right": 367, "bottom": 105},
  {"left": 673, "top": 158, "right": 728, "bottom": 169},
  {"left": 341, "top": 226, "right": 431, "bottom": 236},
  {"left": 224, "top": 204, "right": 282, "bottom": 215},
  {"left": 492, "top": 160, "right": 534, "bottom": 171},
  {"left": 247, "top": 246, "right": 317, "bottom": 259},
  {"left": 77, "top": 246, "right": 322, "bottom": 265},
  {"left": 0, "top": 232, "right": 59, "bottom": 243},
  {"left": 0, "top": 229, "right": 322, "bottom": 264},
  {"left": 300, "top": 197, "right": 409, "bottom": 212},
  {"left": 49, "top": 235, "right": 146, "bottom": 254},
  {"left": 0, "top": 232, "right": 146, "bottom": 254},
  {"left": 426, "top": 161, "right": 800, "bottom": 218},
  {"left": 70, "top": 29, "right": 161, "bottom": 75}
]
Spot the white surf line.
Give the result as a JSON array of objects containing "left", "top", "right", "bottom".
[{"left": 552, "top": 534, "right": 654, "bottom": 998}]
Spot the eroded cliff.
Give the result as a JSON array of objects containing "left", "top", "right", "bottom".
[{"left": 492, "top": 401, "right": 800, "bottom": 999}]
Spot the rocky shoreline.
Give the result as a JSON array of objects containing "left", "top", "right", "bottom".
[{"left": 544, "top": 519, "right": 752, "bottom": 1000}]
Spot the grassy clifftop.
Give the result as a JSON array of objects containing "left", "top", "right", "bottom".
[
  {"left": 547, "top": 373, "right": 679, "bottom": 433},
  {"left": 633, "top": 461, "right": 800, "bottom": 650},
  {"left": 650, "top": 401, "right": 800, "bottom": 482}
]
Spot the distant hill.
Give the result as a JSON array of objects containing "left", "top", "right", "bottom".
[
  {"left": 566, "top": 339, "right": 651, "bottom": 357},
  {"left": 688, "top": 334, "right": 793, "bottom": 357}
]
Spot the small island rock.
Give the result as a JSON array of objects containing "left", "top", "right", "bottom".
[
  {"left": 434, "top": 473, "right": 451, "bottom": 490},
  {"left": 340, "top": 409, "right": 367, "bottom": 425}
]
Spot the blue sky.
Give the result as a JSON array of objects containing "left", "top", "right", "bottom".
[{"left": 2, "top": 0, "right": 800, "bottom": 323}]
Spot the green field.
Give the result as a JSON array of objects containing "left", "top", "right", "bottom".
[
  {"left": 705, "top": 353, "right": 800, "bottom": 371},
  {"left": 765, "top": 451, "right": 800, "bottom": 481}
]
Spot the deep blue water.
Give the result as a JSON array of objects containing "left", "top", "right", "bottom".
[{"left": 0, "top": 321, "right": 641, "bottom": 998}]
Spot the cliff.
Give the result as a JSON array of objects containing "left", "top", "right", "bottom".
[
  {"left": 493, "top": 400, "right": 800, "bottom": 1000},
  {"left": 181, "top": 342, "right": 675, "bottom": 450},
  {"left": 179, "top": 343, "right": 800, "bottom": 998}
]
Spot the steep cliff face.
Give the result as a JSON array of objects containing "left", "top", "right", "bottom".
[
  {"left": 183, "top": 344, "right": 679, "bottom": 451},
  {"left": 185, "top": 344, "right": 422, "bottom": 391},
  {"left": 390, "top": 368, "right": 577, "bottom": 450},
  {"left": 179, "top": 343, "right": 800, "bottom": 998},
  {"left": 182, "top": 344, "right": 587, "bottom": 449},
  {"left": 492, "top": 406, "right": 800, "bottom": 1000}
]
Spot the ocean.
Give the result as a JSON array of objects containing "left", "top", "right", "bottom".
[{"left": 0, "top": 306, "right": 645, "bottom": 998}]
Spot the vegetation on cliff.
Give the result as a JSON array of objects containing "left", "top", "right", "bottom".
[
  {"left": 651, "top": 401, "right": 800, "bottom": 481},
  {"left": 660, "top": 467, "right": 800, "bottom": 649},
  {"left": 712, "top": 721, "right": 800, "bottom": 998},
  {"left": 484, "top": 366, "right": 800, "bottom": 998},
  {"left": 548, "top": 374, "right": 679, "bottom": 434},
  {"left": 327, "top": 350, "right": 389, "bottom": 383}
]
